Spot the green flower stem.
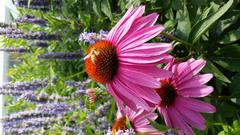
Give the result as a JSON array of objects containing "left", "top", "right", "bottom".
[
  {"left": 160, "top": 31, "right": 192, "bottom": 47},
  {"left": 65, "top": 70, "right": 85, "bottom": 80}
]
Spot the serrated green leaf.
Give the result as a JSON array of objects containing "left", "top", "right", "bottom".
[
  {"left": 189, "top": 0, "right": 233, "bottom": 44},
  {"left": 202, "top": 60, "right": 231, "bottom": 83}
]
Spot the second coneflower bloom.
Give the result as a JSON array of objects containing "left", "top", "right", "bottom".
[
  {"left": 84, "top": 5, "right": 172, "bottom": 111},
  {"left": 155, "top": 58, "right": 216, "bottom": 135}
]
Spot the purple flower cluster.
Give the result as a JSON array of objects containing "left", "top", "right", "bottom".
[
  {"left": 0, "top": 79, "right": 48, "bottom": 96},
  {"left": 79, "top": 30, "right": 108, "bottom": 45},
  {"left": 15, "top": 0, "right": 62, "bottom": 11},
  {"left": 159, "top": 31, "right": 174, "bottom": 43},
  {"left": 35, "top": 41, "right": 49, "bottom": 47},
  {"left": 65, "top": 79, "right": 91, "bottom": 89},
  {"left": 0, "top": 22, "right": 16, "bottom": 28},
  {"left": 96, "top": 116, "right": 111, "bottom": 133},
  {"left": 3, "top": 116, "right": 63, "bottom": 134},
  {"left": 0, "top": 28, "right": 24, "bottom": 35},
  {"left": 38, "top": 52, "right": 82, "bottom": 60},
  {"left": 0, "top": 47, "right": 30, "bottom": 53},
  {"left": 16, "top": 15, "right": 47, "bottom": 26},
  {"left": 2, "top": 102, "right": 72, "bottom": 123},
  {"left": 6, "top": 31, "right": 60, "bottom": 40},
  {"left": 19, "top": 92, "right": 71, "bottom": 104},
  {"left": 77, "top": 100, "right": 111, "bottom": 131}
]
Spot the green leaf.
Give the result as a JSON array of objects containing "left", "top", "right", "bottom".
[
  {"left": 175, "top": 5, "right": 191, "bottom": 40},
  {"left": 193, "top": 5, "right": 212, "bottom": 27},
  {"left": 219, "top": 29, "right": 240, "bottom": 44},
  {"left": 229, "top": 73, "right": 240, "bottom": 97},
  {"left": 92, "top": 0, "right": 102, "bottom": 17},
  {"left": 148, "top": 119, "right": 168, "bottom": 132},
  {"left": 213, "top": 58, "right": 240, "bottom": 72},
  {"left": 171, "top": 0, "right": 184, "bottom": 10},
  {"left": 233, "top": 120, "right": 240, "bottom": 129},
  {"left": 188, "top": 0, "right": 233, "bottom": 44},
  {"left": 164, "top": 19, "right": 177, "bottom": 32},
  {"left": 212, "top": 45, "right": 240, "bottom": 72},
  {"left": 101, "top": 0, "right": 113, "bottom": 19},
  {"left": 125, "top": 117, "right": 132, "bottom": 129},
  {"left": 202, "top": 60, "right": 231, "bottom": 83},
  {"left": 216, "top": 44, "right": 240, "bottom": 58}
]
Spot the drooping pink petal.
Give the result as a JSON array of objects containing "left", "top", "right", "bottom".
[
  {"left": 177, "top": 74, "right": 213, "bottom": 89},
  {"left": 119, "top": 25, "right": 165, "bottom": 51},
  {"left": 106, "top": 83, "right": 124, "bottom": 110},
  {"left": 122, "top": 43, "right": 172, "bottom": 54},
  {"left": 168, "top": 107, "right": 194, "bottom": 135},
  {"left": 135, "top": 125, "right": 160, "bottom": 133},
  {"left": 119, "top": 79, "right": 160, "bottom": 104},
  {"left": 119, "top": 68, "right": 160, "bottom": 88},
  {"left": 114, "top": 6, "right": 145, "bottom": 45},
  {"left": 176, "top": 59, "right": 206, "bottom": 85},
  {"left": 175, "top": 102, "right": 206, "bottom": 130},
  {"left": 119, "top": 54, "right": 168, "bottom": 64},
  {"left": 113, "top": 76, "right": 151, "bottom": 111},
  {"left": 106, "top": 6, "right": 134, "bottom": 43},
  {"left": 119, "top": 43, "right": 171, "bottom": 57},
  {"left": 158, "top": 107, "right": 173, "bottom": 127},
  {"left": 178, "top": 85, "right": 214, "bottom": 97},
  {"left": 176, "top": 96, "right": 216, "bottom": 113},
  {"left": 119, "top": 64, "right": 172, "bottom": 79},
  {"left": 117, "top": 12, "right": 158, "bottom": 45}
]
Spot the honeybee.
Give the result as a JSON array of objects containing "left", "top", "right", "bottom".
[{"left": 90, "top": 48, "right": 99, "bottom": 65}]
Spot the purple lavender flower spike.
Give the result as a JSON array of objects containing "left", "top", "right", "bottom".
[
  {"left": 0, "top": 28, "right": 24, "bottom": 35},
  {"left": 0, "top": 79, "right": 48, "bottom": 96},
  {"left": 0, "top": 47, "right": 30, "bottom": 53},
  {"left": 38, "top": 52, "right": 82, "bottom": 60},
  {"left": 6, "top": 31, "right": 60, "bottom": 40},
  {"left": 0, "top": 22, "right": 16, "bottom": 28},
  {"left": 16, "top": 15, "right": 48, "bottom": 26}
]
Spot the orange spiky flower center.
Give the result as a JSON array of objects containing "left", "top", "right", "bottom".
[
  {"left": 112, "top": 116, "right": 126, "bottom": 135},
  {"left": 85, "top": 40, "right": 118, "bottom": 83},
  {"left": 155, "top": 80, "right": 176, "bottom": 108}
]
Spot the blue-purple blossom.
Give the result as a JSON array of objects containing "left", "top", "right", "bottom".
[
  {"left": 0, "top": 22, "right": 16, "bottom": 28},
  {"left": 77, "top": 100, "right": 111, "bottom": 131},
  {"left": 35, "top": 42, "right": 49, "bottom": 47},
  {"left": 0, "top": 79, "right": 48, "bottom": 96},
  {"left": 79, "top": 30, "right": 108, "bottom": 45},
  {"left": 2, "top": 102, "right": 72, "bottom": 123},
  {"left": 0, "top": 47, "right": 30, "bottom": 53},
  {"left": 0, "top": 28, "right": 24, "bottom": 35},
  {"left": 15, "top": 0, "right": 62, "bottom": 11},
  {"left": 159, "top": 31, "right": 174, "bottom": 43},
  {"left": 6, "top": 31, "right": 60, "bottom": 40},
  {"left": 38, "top": 52, "right": 82, "bottom": 60},
  {"left": 16, "top": 15, "right": 48, "bottom": 26}
]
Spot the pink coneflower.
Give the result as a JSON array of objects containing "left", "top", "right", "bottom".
[
  {"left": 155, "top": 58, "right": 216, "bottom": 135},
  {"left": 111, "top": 107, "right": 161, "bottom": 135},
  {"left": 84, "top": 5, "right": 172, "bottom": 111}
]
